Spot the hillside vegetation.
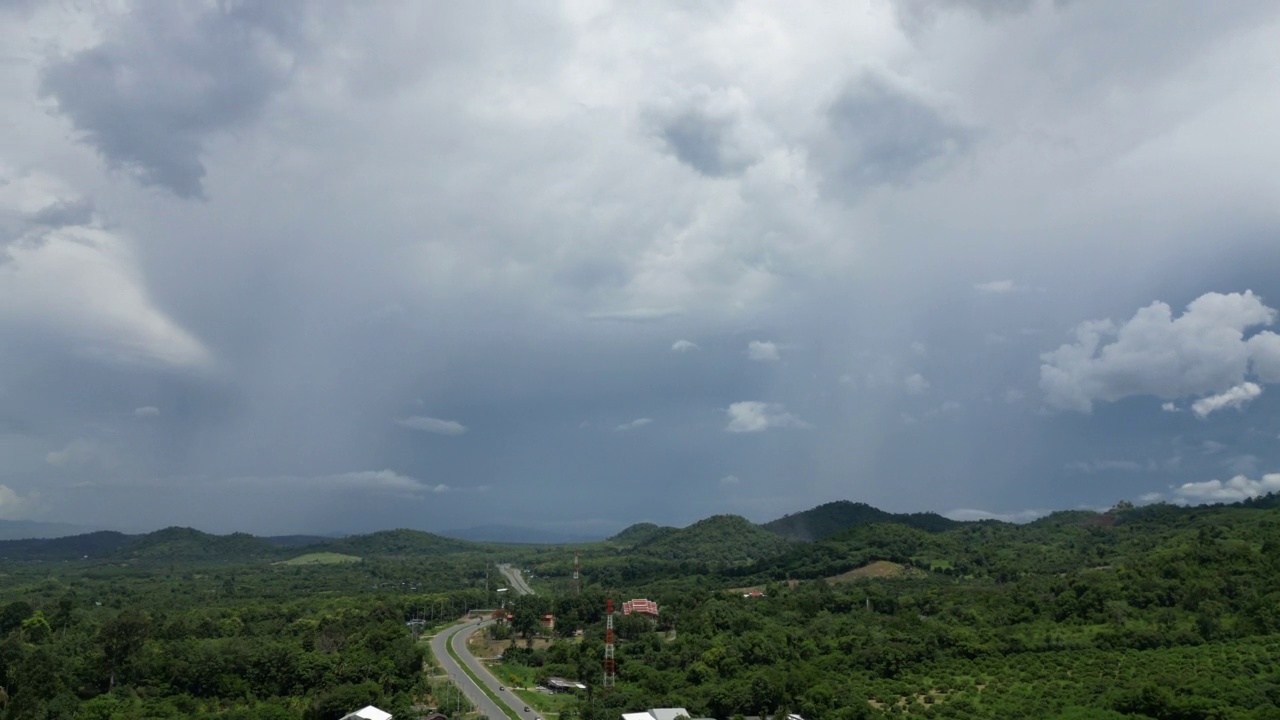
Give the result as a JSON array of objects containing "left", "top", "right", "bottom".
[
  {"left": 634, "top": 514, "right": 794, "bottom": 566},
  {"left": 762, "top": 500, "right": 958, "bottom": 541}
]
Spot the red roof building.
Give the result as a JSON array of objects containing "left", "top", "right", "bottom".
[{"left": 622, "top": 598, "right": 659, "bottom": 618}]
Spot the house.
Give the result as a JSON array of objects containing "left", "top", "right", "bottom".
[
  {"left": 340, "top": 706, "right": 392, "bottom": 720},
  {"left": 742, "top": 591, "right": 766, "bottom": 598},
  {"left": 539, "top": 613, "right": 555, "bottom": 630},
  {"left": 543, "top": 676, "right": 587, "bottom": 693},
  {"left": 622, "top": 598, "right": 659, "bottom": 618},
  {"left": 621, "top": 709, "right": 691, "bottom": 720}
]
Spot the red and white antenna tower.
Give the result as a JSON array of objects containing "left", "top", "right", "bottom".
[
  {"left": 572, "top": 553, "right": 580, "bottom": 596},
  {"left": 603, "top": 598, "right": 616, "bottom": 688}
]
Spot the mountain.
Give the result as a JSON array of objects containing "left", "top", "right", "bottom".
[
  {"left": 440, "top": 525, "right": 606, "bottom": 544},
  {"left": 763, "top": 500, "right": 959, "bottom": 541},
  {"left": 0, "top": 531, "right": 134, "bottom": 561},
  {"left": 0, "top": 519, "right": 96, "bottom": 541},
  {"left": 122, "top": 527, "right": 283, "bottom": 561},
  {"left": 635, "top": 514, "right": 794, "bottom": 565},
  {"left": 609, "top": 522, "right": 677, "bottom": 546},
  {"left": 315, "top": 528, "right": 475, "bottom": 556}
]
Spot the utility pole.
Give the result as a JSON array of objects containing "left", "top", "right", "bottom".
[{"left": 603, "top": 598, "right": 616, "bottom": 688}]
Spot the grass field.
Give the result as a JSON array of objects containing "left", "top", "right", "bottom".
[{"left": 274, "top": 552, "right": 362, "bottom": 565}]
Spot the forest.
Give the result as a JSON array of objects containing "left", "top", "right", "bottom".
[{"left": 2, "top": 497, "right": 1280, "bottom": 719}]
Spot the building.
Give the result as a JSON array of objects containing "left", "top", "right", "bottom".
[
  {"left": 621, "top": 709, "right": 691, "bottom": 720},
  {"left": 540, "top": 613, "right": 556, "bottom": 630},
  {"left": 544, "top": 676, "right": 587, "bottom": 693},
  {"left": 621, "top": 598, "right": 659, "bottom": 618},
  {"left": 340, "top": 706, "right": 392, "bottom": 720}
]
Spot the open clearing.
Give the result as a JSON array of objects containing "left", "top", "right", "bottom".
[
  {"left": 826, "top": 560, "right": 924, "bottom": 582},
  {"left": 275, "top": 552, "right": 361, "bottom": 565}
]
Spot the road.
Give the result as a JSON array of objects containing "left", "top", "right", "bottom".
[
  {"left": 497, "top": 563, "right": 534, "bottom": 595},
  {"left": 428, "top": 565, "right": 538, "bottom": 720}
]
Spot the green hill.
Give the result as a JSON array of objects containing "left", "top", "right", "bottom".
[
  {"left": 0, "top": 530, "right": 134, "bottom": 561},
  {"left": 609, "top": 522, "right": 677, "bottom": 546},
  {"left": 635, "top": 514, "right": 793, "bottom": 566},
  {"left": 122, "top": 527, "right": 283, "bottom": 561},
  {"left": 315, "top": 528, "right": 474, "bottom": 556},
  {"left": 762, "top": 500, "right": 958, "bottom": 541}
]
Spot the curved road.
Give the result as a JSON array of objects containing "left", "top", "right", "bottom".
[
  {"left": 497, "top": 563, "right": 534, "bottom": 595},
  {"left": 429, "top": 564, "right": 538, "bottom": 720}
]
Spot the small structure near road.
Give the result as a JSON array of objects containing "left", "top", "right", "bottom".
[
  {"left": 621, "top": 709, "right": 693, "bottom": 720},
  {"left": 539, "top": 614, "right": 556, "bottom": 631},
  {"left": 543, "top": 676, "right": 587, "bottom": 694},
  {"left": 340, "top": 706, "right": 392, "bottom": 720}
]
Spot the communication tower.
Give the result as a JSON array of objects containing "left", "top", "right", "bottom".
[
  {"left": 603, "top": 598, "right": 616, "bottom": 688},
  {"left": 572, "top": 552, "right": 581, "bottom": 596}
]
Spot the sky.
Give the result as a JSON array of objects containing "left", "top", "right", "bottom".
[{"left": 3, "top": 0, "right": 1280, "bottom": 536}]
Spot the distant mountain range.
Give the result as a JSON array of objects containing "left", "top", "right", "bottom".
[
  {"left": 0, "top": 519, "right": 98, "bottom": 541},
  {"left": 439, "top": 524, "right": 607, "bottom": 544}
]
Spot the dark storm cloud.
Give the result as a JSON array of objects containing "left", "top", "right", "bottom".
[
  {"left": 27, "top": 197, "right": 93, "bottom": 228},
  {"left": 656, "top": 109, "right": 755, "bottom": 178},
  {"left": 40, "top": 2, "right": 309, "bottom": 199},
  {"left": 821, "top": 73, "right": 974, "bottom": 196}
]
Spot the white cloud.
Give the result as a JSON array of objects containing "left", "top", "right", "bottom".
[
  {"left": 1161, "top": 401, "right": 1179, "bottom": 412},
  {"left": 0, "top": 485, "right": 34, "bottom": 520},
  {"left": 46, "top": 439, "right": 110, "bottom": 468},
  {"left": 614, "top": 417, "right": 652, "bottom": 432},
  {"left": 1003, "top": 388, "right": 1026, "bottom": 404},
  {"left": 719, "top": 474, "right": 741, "bottom": 485},
  {"left": 230, "top": 470, "right": 450, "bottom": 495},
  {"left": 133, "top": 406, "right": 160, "bottom": 417},
  {"left": 910, "top": 341, "right": 927, "bottom": 356},
  {"left": 1041, "top": 291, "right": 1280, "bottom": 412},
  {"left": 747, "top": 340, "right": 780, "bottom": 362},
  {"left": 396, "top": 416, "right": 467, "bottom": 435},
  {"left": 0, "top": 172, "right": 212, "bottom": 370},
  {"left": 724, "top": 401, "right": 809, "bottom": 432},
  {"left": 904, "top": 373, "right": 930, "bottom": 395},
  {"left": 974, "top": 280, "right": 1021, "bottom": 294},
  {"left": 1191, "top": 382, "right": 1262, "bottom": 418},
  {"left": 1172, "top": 473, "right": 1280, "bottom": 503},
  {"left": 671, "top": 339, "right": 699, "bottom": 353},
  {"left": 944, "top": 508, "right": 1050, "bottom": 523}
]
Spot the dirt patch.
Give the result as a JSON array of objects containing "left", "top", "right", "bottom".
[
  {"left": 827, "top": 560, "right": 923, "bottom": 582},
  {"left": 726, "top": 580, "right": 799, "bottom": 594},
  {"left": 467, "top": 631, "right": 558, "bottom": 659}
]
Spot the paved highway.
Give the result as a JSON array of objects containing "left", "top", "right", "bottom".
[
  {"left": 428, "top": 565, "right": 539, "bottom": 720},
  {"left": 497, "top": 563, "right": 534, "bottom": 595}
]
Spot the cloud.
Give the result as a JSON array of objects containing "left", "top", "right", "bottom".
[
  {"left": 719, "top": 474, "right": 741, "bottom": 485},
  {"left": 820, "top": 71, "right": 975, "bottom": 195},
  {"left": 614, "top": 417, "right": 652, "bottom": 432},
  {"left": 724, "top": 401, "right": 809, "bottom": 433},
  {"left": 1066, "top": 459, "right": 1156, "bottom": 474},
  {"left": 1172, "top": 473, "right": 1280, "bottom": 503},
  {"left": 0, "top": 485, "right": 34, "bottom": 520},
  {"left": 1161, "top": 402, "right": 1179, "bottom": 412},
  {"left": 586, "top": 307, "right": 684, "bottom": 322},
  {"left": 27, "top": 197, "right": 94, "bottom": 228},
  {"left": 40, "top": 3, "right": 308, "bottom": 198},
  {"left": 671, "top": 339, "right": 699, "bottom": 353},
  {"left": 747, "top": 340, "right": 781, "bottom": 362},
  {"left": 1191, "top": 382, "right": 1262, "bottom": 418},
  {"left": 1003, "top": 388, "right": 1026, "bottom": 404},
  {"left": 396, "top": 416, "right": 468, "bottom": 436},
  {"left": 46, "top": 439, "right": 108, "bottom": 468},
  {"left": 904, "top": 373, "right": 931, "bottom": 395},
  {"left": 133, "top": 406, "right": 160, "bottom": 417},
  {"left": 943, "top": 508, "right": 1050, "bottom": 523},
  {"left": 648, "top": 87, "right": 763, "bottom": 177},
  {"left": 974, "top": 279, "right": 1021, "bottom": 294},
  {"left": 232, "top": 470, "right": 450, "bottom": 495},
  {"left": 1040, "top": 291, "right": 1280, "bottom": 412}
]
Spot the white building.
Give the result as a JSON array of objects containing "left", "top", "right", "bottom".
[{"left": 340, "top": 706, "right": 392, "bottom": 720}]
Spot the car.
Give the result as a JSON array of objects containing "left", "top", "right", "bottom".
[
  {"left": 499, "top": 685, "right": 504, "bottom": 690},
  {"left": 523, "top": 707, "right": 529, "bottom": 712}
]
